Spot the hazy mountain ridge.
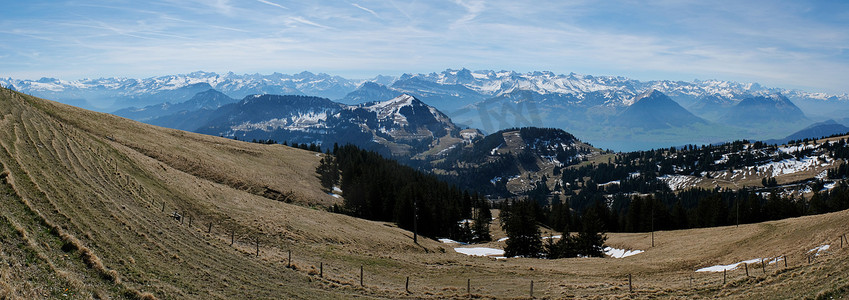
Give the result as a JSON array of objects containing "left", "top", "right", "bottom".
[
  {"left": 5, "top": 68, "right": 848, "bottom": 113},
  {"left": 1, "top": 71, "right": 361, "bottom": 111},
  {"left": 113, "top": 89, "right": 236, "bottom": 122}
]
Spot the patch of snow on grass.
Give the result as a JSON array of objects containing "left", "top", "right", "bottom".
[
  {"left": 439, "top": 238, "right": 466, "bottom": 245},
  {"left": 454, "top": 247, "right": 505, "bottom": 257},
  {"left": 696, "top": 258, "right": 764, "bottom": 272},
  {"left": 603, "top": 247, "right": 644, "bottom": 258},
  {"left": 823, "top": 182, "right": 837, "bottom": 191},
  {"left": 599, "top": 180, "right": 620, "bottom": 187},
  {"left": 659, "top": 175, "right": 701, "bottom": 191},
  {"left": 497, "top": 237, "right": 509, "bottom": 242},
  {"left": 757, "top": 156, "right": 830, "bottom": 178},
  {"left": 778, "top": 144, "right": 817, "bottom": 154},
  {"left": 808, "top": 245, "right": 830, "bottom": 256},
  {"left": 490, "top": 143, "right": 503, "bottom": 155}
]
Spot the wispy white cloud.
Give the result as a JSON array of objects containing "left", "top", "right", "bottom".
[
  {"left": 287, "top": 17, "right": 334, "bottom": 30},
  {"left": 351, "top": 3, "right": 380, "bottom": 18},
  {"left": 452, "top": 0, "right": 485, "bottom": 26},
  {"left": 257, "top": 0, "right": 288, "bottom": 10}
]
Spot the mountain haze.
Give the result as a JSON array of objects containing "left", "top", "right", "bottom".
[{"left": 616, "top": 90, "right": 707, "bottom": 130}]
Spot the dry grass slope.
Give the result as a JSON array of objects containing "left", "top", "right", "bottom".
[{"left": 1, "top": 87, "right": 849, "bottom": 299}]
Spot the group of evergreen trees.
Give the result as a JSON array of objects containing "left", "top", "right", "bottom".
[
  {"left": 549, "top": 137, "right": 849, "bottom": 233},
  {"left": 317, "top": 144, "right": 491, "bottom": 242},
  {"left": 309, "top": 134, "right": 849, "bottom": 260},
  {"left": 499, "top": 199, "right": 607, "bottom": 258},
  {"left": 554, "top": 181, "right": 849, "bottom": 234},
  {"left": 247, "top": 138, "right": 323, "bottom": 152}
]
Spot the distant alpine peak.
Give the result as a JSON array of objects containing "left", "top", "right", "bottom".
[
  {"left": 637, "top": 89, "right": 662, "bottom": 99},
  {"left": 389, "top": 93, "right": 418, "bottom": 104},
  {"left": 365, "top": 94, "right": 419, "bottom": 111},
  {"left": 633, "top": 89, "right": 668, "bottom": 103}
]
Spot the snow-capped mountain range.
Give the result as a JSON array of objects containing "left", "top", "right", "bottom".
[
  {"left": 5, "top": 68, "right": 849, "bottom": 150},
  {"left": 3, "top": 68, "right": 847, "bottom": 112},
  {"left": 0, "top": 71, "right": 357, "bottom": 111}
]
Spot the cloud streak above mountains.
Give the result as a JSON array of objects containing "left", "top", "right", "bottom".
[{"left": 1, "top": 0, "right": 848, "bottom": 94}]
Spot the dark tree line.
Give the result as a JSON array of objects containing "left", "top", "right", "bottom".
[
  {"left": 499, "top": 198, "right": 607, "bottom": 258},
  {"left": 554, "top": 182, "right": 849, "bottom": 234},
  {"left": 246, "top": 138, "right": 324, "bottom": 152},
  {"left": 317, "top": 144, "right": 490, "bottom": 242}
]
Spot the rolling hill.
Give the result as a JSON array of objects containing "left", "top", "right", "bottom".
[{"left": 2, "top": 86, "right": 849, "bottom": 299}]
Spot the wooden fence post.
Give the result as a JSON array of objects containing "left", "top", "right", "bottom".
[
  {"left": 255, "top": 238, "right": 260, "bottom": 257},
  {"left": 360, "top": 266, "right": 364, "bottom": 287},
  {"left": 784, "top": 255, "right": 787, "bottom": 268},
  {"left": 406, "top": 276, "right": 410, "bottom": 293},
  {"left": 320, "top": 262, "right": 323, "bottom": 278},
  {"left": 530, "top": 280, "right": 533, "bottom": 299},
  {"left": 230, "top": 230, "right": 235, "bottom": 246},
  {"left": 723, "top": 269, "right": 726, "bottom": 285},
  {"left": 761, "top": 258, "right": 765, "bottom": 274},
  {"left": 744, "top": 263, "right": 749, "bottom": 277},
  {"left": 188, "top": 215, "right": 192, "bottom": 227},
  {"left": 161, "top": 201, "right": 165, "bottom": 212},
  {"left": 629, "top": 274, "right": 632, "bottom": 292},
  {"left": 288, "top": 250, "right": 292, "bottom": 268},
  {"left": 467, "top": 278, "right": 470, "bottom": 296},
  {"left": 207, "top": 223, "right": 213, "bottom": 234}
]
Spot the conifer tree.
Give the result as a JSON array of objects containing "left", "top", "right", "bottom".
[
  {"left": 472, "top": 194, "right": 492, "bottom": 242},
  {"left": 574, "top": 208, "right": 607, "bottom": 257},
  {"left": 316, "top": 154, "right": 339, "bottom": 190},
  {"left": 503, "top": 200, "right": 542, "bottom": 258}
]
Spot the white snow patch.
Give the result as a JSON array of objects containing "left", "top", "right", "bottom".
[
  {"left": 808, "top": 245, "right": 830, "bottom": 256},
  {"left": 757, "top": 156, "right": 827, "bottom": 177},
  {"left": 696, "top": 258, "right": 765, "bottom": 272},
  {"left": 439, "top": 238, "right": 465, "bottom": 245},
  {"left": 767, "top": 256, "right": 784, "bottom": 265},
  {"left": 454, "top": 247, "right": 505, "bottom": 257},
  {"left": 823, "top": 182, "right": 837, "bottom": 191},
  {"left": 659, "top": 175, "right": 702, "bottom": 191},
  {"left": 603, "top": 247, "right": 644, "bottom": 258},
  {"left": 490, "top": 143, "right": 503, "bottom": 155},
  {"left": 497, "top": 237, "right": 509, "bottom": 242},
  {"left": 599, "top": 180, "right": 620, "bottom": 187}
]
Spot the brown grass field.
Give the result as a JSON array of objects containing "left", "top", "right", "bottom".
[{"left": 2, "top": 87, "right": 849, "bottom": 299}]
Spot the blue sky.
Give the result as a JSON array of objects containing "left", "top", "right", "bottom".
[{"left": 1, "top": 0, "right": 848, "bottom": 93}]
